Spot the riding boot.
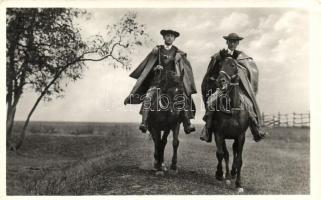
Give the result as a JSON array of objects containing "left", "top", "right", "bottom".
[
  {"left": 249, "top": 117, "right": 266, "bottom": 142},
  {"left": 182, "top": 112, "right": 195, "bottom": 134},
  {"left": 139, "top": 108, "right": 149, "bottom": 133},
  {"left": 139, "top": 87, "right": 156, "bottom": 133},
  {"left": 200, "top": 111, "right": 213, "bottom": 142}
]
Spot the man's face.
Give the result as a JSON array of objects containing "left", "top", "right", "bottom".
[
  {"left": 163, "top": 34, "right": 176, "bottom": 45},
  {"left": 226, "top": 40, "right": 239, "bottom": 51}
]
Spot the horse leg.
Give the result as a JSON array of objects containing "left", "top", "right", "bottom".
[
  {"left": 223, "top": 140, "right": 231, "bottom": 185},
  {"left": 170, "top": 124, "right": 180, "bottom": 171},
  {"left": 160, "top": 130, "right": 170, "bottom": 171},
  {"left": 235, "top": 134, "right": 245, "bottom": 191},
  {"left": 150, "top": 128, "right": 162, "bottom": 172},
  {"left": 231, "top": 140, "right": 238, "bottom": 178},
  {"left": 214, "top": 134, "right": 224, "bottom": 181}
]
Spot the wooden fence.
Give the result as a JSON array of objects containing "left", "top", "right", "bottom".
[{"left": 261, "top": 112, "right": 310, "bottom": 128}]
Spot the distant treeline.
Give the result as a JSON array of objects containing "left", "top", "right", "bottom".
[{"left": 12, "top": 121, "right": 138, "bottom": 135}]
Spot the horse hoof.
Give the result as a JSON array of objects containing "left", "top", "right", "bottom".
[
  {"left": 225, "top": 180, "right": 231, "bottom": 185},
  {"left": 161, "top": 163, "right": 168, "bottom": 172},
  {"left": 169, "top": 169, "right": 178, "bottom": 175},
  {"left": 155, "top": 171, "right": 165, "bottom": 176},
  {"left": 153, "top": 161, "right": 159, "bottom": 171},
  {"left": 215, "top": 175, "right": 224, "bottom": 181},
  {"left": 237, "top": 187, "right": 244, "bottom": 193}
]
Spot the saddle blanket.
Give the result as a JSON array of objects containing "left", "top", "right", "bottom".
[{"left": 207, "top": 89, "right": 256, "bottom": 118}]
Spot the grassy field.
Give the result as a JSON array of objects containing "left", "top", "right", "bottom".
[{"left": 7, "top": 122, "right": 310, "bottom": 195}]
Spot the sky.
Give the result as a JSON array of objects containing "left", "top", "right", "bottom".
[{"left": 15, "top": 7, "right": 310, "bottom": 123}]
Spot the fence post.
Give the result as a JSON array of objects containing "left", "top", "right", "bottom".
[
  {"left": 300, "top": 113, "right": 303, "bottom": 127},
  {"left": 293, "top": 112, "right": 296, "bottom": 127},
  {"left": 285, "top": 114, "right": 289, "bottom": 127},
  {"left": 272, "top": 114, "right": 275, "bottom": 127},
  {"left": 278, "top": 112, "right": 281, "bottom": 127}
]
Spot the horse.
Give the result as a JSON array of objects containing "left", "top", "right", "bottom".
[
  {"left": 147, "top": 68, "right": 186, "bottom": 176},
  {"left": 207, "top": 56, "right": 255, "bottom": 192}
]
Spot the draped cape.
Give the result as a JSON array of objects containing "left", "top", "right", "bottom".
[{"left": 126, "top": 46, "right": 197, "bottom": 104}]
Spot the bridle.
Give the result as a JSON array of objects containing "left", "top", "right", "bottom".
[
  {"left": 218, "top": 58, "right": 239, "bottom": 93},
  {"left": 218, "top": 70, "right": 238, "bottom": 84}
]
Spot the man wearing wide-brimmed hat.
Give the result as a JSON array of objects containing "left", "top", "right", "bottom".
[
  {"left": 200, "top": 33, "right": 266, "bottom": 142},
  {"left": 124, "top": 29, "right": 197, "bottom": 134}
]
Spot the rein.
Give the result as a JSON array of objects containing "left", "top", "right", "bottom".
[{"left": 155, "top": 46, "right": 182, "bottom": 91}]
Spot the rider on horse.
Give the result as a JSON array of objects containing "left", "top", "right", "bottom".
[
  {"left": 124, "top": 29, "right": 197, "bottom": 134},
  {"left": 201, "top": 33, "right": 266, "bottom": 142}
]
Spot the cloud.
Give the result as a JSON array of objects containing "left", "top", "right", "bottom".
[
  {"left": 217, "top": 12, "right": 250, "bottom": 32},
  {"left": 245, "top": 11, "right": 309, "bottom": 114},
  {"left": 274, "top": 11, "right": 307, "bottom": 33}
]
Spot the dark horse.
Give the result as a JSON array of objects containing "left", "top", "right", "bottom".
[
  {"left": 147, "top": 68, "right": 186, "bottom": 176},
  {"left": 208, "top": 56, "right": 255, "bottom": 192}
]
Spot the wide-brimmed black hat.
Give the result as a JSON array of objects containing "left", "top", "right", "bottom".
[
  {"left": 160, "top": 29, "right": 180, "bottom": 37},
  {"left": 223, "top": 33, "right": 244, "bottom": 41}
]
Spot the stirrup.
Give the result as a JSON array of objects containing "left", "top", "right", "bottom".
[
  {"left": 253, "top": 130, "right": 266, "bottom": 142},
  {"left": 139, "top": 123, "right": 148, "bottom": 133},
  {"left": 200, "top": 127, "right": 212, "bottom": 143},
  {"left": 184, "top": 124, "right": 195, "bottom": 134}
]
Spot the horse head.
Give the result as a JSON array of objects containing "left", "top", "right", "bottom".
[
  {"left": 217, "top": 57, "right": 239, "bottom": 92},
  {"left": 155, "top": 68, "right": 184, "bottom": 96},
  {"left": 216, "top": 56, "right": 242, "bottom": 110},
  {"left": 153, "top": 68, "right": 184, "bottom": 112}
]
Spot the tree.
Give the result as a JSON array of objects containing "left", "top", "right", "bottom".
[{"left": 6, "top": 8, "right": 149, "bottom": 150}]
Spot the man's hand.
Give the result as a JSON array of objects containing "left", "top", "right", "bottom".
[
  {"left": 124, "top": 96, "right": 130, "bottom": 105},
  {"left": 154, "top": 65, "right": 163, "bottom": 71},
  {"left": 152, "top": 46, "right": 159, "bottom": 55}
]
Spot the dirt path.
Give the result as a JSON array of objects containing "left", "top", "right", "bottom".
[{"left": 7, "top": 126, "right": 309, "bottom": 195}]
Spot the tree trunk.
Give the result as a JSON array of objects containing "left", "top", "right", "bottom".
[
  {"left": 6, "top": 38, "right": 17, "bottom": 140},
  {"left": 15, "top": 91, "right": 45, "bottom": 150},
  {"left": 7, "top": 90, "right": 22, "bottom": 151},
  {"left": 7, "top": 90, "right": 21, "bottom": 135},
  {"left": 6, "top": 105, "right": 16, "bottom": 138},
  {"left": 15, "top": 66, "right": 68, "bottom": 150},
  {"left": 6, "top": 103, "right": 15, "bottom": 149},
  {"left": 6, "top": 109, "right": 17, "bottom": 151}
]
